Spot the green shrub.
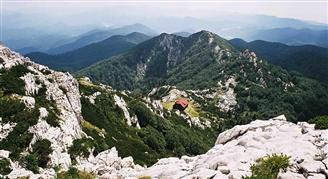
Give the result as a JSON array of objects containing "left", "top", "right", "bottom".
[
  {"left": 129, "top": 101, "right": 154, "bottom": 127},
  {"left": 0, "top": 65, "right": 30, "bottom": 95},
  {"left": 68, "top": 138, "right": 94, "bottom": 163},
  {"left": 56, "top": 167, "right": 95, "bottom": 179},
  {"left": 33, "top": 84, "right": 61, "bottom": 127},
  {"left": 243, "top": 154, "right": 290, "bottom": 179},
  {"left": 0, "top": 158, "right": 12, "bottom": 175},
  {"left": 31, "top": 139, "right": 52, "bottom": 168},
  {"left": 25, "top": 154, "right": 39, "bottom": 173},
  {"left": 0, "top": 104, "right": 39, "bottom": 160},
  {"left": 0, "top": 97, "right": 26, "bottom": 123},
  {"left": 138, "top": 126, "right": 166, "bottom": 152},
  {"left": 309, "top": 115, "right": 328, "bottom": 129},
  {"left": 45, "top": 110, "right": 60, "bottom": 127}
]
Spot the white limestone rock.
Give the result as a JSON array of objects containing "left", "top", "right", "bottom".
[
  {"left": 76, "top": 147, "right": 144, "bottom": 178},
  {"left": 162, "top": 88, "right": 188, "bottom": 102},
  {"left": 0, "top": 44, "right": 85, "bottom": 174},
  {"left": 0, "top": 44, "right": 25, "bottom": 69},
  {"left": 133, "top": 115, "right": 328, "bottom": 178},
  {"left": 0, "top": 150, "right": 9, "bottom": 158},
  {"left": 86, "top": 91, "right": 101, "bottom": 104},
  {"left": 114, "top": 94, "right": 140, "bottom": 128},
  {"left": 21, "top": 96, "right": 35, "bottom": 109},
  {"left": 0, "top": 122, "right": 16, "bottom": 141},
  {"left": 216, "top": 76, "right": 237, "bottom": 112}
]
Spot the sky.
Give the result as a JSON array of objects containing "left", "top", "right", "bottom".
[{"left": 2, "top": 0, "right": 328, "bottom": 25}]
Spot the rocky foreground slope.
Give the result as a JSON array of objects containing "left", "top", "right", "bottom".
[
  {"left": 133, "top": 115, "right": 328, "bottom": 179},
  {"left": 0, "top": 44, "right": 328, "bottom": 179}
]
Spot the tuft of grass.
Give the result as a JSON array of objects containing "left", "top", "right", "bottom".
[
  {"left": 138, "top": 176, "right": 152, "bottom": 179},
  {"left": 81, "top": 120, "right": 106, "bottom": 135},
  {"left": 56, "top": 167, "right": 95, "bottom": 179}
]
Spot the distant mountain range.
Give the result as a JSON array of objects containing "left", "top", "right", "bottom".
[
  {"left": 46, "top": 23, "right": 157, "bottom": 54},
  {"left": 4, "top": 13, "right": 328, "bottom": 54},
  {"left": 26, "top": 32, "right": 151, "bottom": 72},
  {"left": 245, "top": 28, "right": 328, "bottom": 48},
  {"left": 229, "top": 38, "right": 328, "bottom": 83}
]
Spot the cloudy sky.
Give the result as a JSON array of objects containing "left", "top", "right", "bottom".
[{"left": 2, "top": 0, "right": 328, "bottom": 25}]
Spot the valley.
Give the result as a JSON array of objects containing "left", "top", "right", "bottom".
[
  {"left": 0, "top": 29, "right": 327, "bottom": 178},
  {"left": 1, "top": 3, "right": 328, "bottom": 178}
]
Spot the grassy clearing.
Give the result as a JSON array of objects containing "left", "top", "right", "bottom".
[
  {"left": 162, "top": 101, "right": 174, "bottom": 110},
  {"left": 81, "top": 120, "right": 106, "bottom": 135},
  {"left": 185, "top": 102, "right": 200, "bottom": 118}
]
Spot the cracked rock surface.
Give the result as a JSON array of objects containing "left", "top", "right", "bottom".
[{"left": 132, "top": 115, "right": 328, "bottom": 179}]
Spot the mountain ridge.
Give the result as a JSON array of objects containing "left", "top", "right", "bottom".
[
  {"left": 46, "top": 24, "right": 157, "bottom": 54},
  {"left": 26, "top": 32, "right": 151, "bottom": 72},
  {"left": 229, "top": 38, "right": 328, "bottom": 83},
  {"left": 78, "top": 30, "right": 328, "bottom": 123}
]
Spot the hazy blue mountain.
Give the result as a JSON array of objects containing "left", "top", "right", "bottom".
[
  {"left": 138, "top": 14, "right": 327, "bottom": 38},
  {"left": 229, "top": 38, "right": 328, "bottom": 82},
  {"left": 246, "top": 28, "right": 328, "bottom": 47},
  {"left": 2, "top": 28, "right": 71, "bottom": 54},
  {"left": 47, "top": 24, "right": 157, "bottom": 54},
  {"left": 26, "top": 32, "right": 150, "bottom": 72}
]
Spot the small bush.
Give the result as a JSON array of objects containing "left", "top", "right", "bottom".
[
  {"left": 68, "top": 138, "right": 94, "bottom": 163},
  {"left": 56, "top": 167, "right": 95, "bottom": 179},
  {"left": 309, "top": 115, "right": 328, "bottom": 129},
  {"left": 32, "top": 139, "right": 53, "bottom": 168},
  {"left": 0, "top": 158, "right": 12, "bottom": 175},
  {"left": 0, "top": 105, "right": 39, "bottom": 160},
  {"left": 0, "top": 65, "right": 30, "bottom": 95},
  {"left": 25, "top": 154, "right": 39, "bottom": 173},
  {"left": 45, "top": 110, "right": 60, "bottom": 127},
  {"left": 243, "top": 154, "right": 290, "bottom": 179}
]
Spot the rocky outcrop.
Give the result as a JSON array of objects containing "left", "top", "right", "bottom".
[
  {"left": 0, "top": 44, "right": 25, "bottom": 69},
  {"left": 76, "top": 147, "right": 144, "bottom": 178},
  {"left": 114, "top": 94, "right": 140, "bottom": 128},
  {"left": 0, "top": 44, "right": 85, "bottom": 177},
  {"left": 216, "top": 76, "right": 237, "bottom": 112},
  {"left": 132, "top": 115, "right": 328, "bottom": 179},
  {"left": 0, "top": 120, "right": 16, "bottom": 141}
]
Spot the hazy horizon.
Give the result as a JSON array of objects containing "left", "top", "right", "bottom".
[
  {"left": 3, "top": 0, "right": 328, "bottom": 28},
  {"left": 1, "top": 0, "right": 327, "bottom": 51}
]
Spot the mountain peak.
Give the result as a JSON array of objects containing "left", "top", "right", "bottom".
[
  {"left": 191, "top": 30, "right": 215, "bottom": 38},
  {"left": 158, "top": 32, "right": 176, "bottom": 37}
]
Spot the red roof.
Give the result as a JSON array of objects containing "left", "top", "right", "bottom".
[{"left": 175, "top": 99, "right": 189, "bottom": 108}]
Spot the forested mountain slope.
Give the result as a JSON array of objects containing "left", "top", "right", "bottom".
[
  {"left": 26, "top": 32, "right": 150, "bottom": 72},
  {"left": 78, "top": 31, "right": 328, "bottom": 122},
  {"left": 230, "top": 38, "right": 328, "bottom": 83}
]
